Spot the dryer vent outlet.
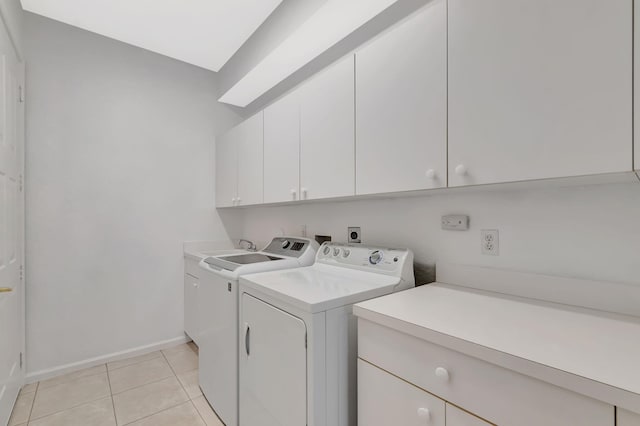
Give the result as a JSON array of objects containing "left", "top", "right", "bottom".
[{"left": 348, "top": 227, "right": 361, "bottom": 243}]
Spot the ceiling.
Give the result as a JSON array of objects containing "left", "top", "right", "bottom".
[{"left": 20, "top": 0, "right": 283, "bottom": 71}]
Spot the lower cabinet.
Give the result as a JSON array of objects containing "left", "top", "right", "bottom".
[
  {"left": 184, "top": 273, "right": 199, "bottom": 343},
  {"left": 358, "top": 359, "right": 445, "bottom": 426},
  {"left": 446, "top": 404, "right": 490, "bottom": 426},
  {"left": 618, "top": 408, "right": 640, "bottom": 426},
  {"left": 358, "top": 319, "right": 614, "bottom": 426}
]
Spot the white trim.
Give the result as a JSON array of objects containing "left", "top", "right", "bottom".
[
  {"left": 436, "top": 263, "right": 640, "bottom": 318},
  {"left": 25, "top": 335, "right": 190, "bottom": 384},
  {"left": 0, "top": 1, "right": 22, "bottom": 61}
]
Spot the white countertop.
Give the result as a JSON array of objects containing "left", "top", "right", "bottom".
[{"left": 354, "top": 283, "right": 640, "bottom": 413}]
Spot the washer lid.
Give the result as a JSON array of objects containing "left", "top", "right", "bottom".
[{"left": 240, "top": 263, "right": 407, "bottom": 313}]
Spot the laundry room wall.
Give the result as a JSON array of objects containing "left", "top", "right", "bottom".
[
  {"left": 225, "top": 179, "right": 640, "bottom": 286},
  {"left": 24, "top": 12, "right": 244, "bottom": 377}
]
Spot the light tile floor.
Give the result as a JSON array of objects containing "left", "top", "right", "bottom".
[{"left": 8, "top": 342, "right": 224, "bottom": 426}]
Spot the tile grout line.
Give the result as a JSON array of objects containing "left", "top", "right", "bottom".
[
  {"left": 105, "top": 362, "right": 118, "bottom": 426},
  {"left": 25, "top": 381, "right": 39, "bottom": 424},
  {"left": 160, "top": 349, "right": 209, "bottom": 425},
  {"left": 107, "top": 352, "right": 164, "bottom": 372},
  {"left": 37, "top": 367, "right": 107, "bottom": 390},
  {"left": 120, "top": 400, "right": 193, "bottom": 426}
]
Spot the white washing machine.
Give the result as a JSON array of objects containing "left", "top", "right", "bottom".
[
  {"left": 238, "top": 242, "right": 415, "bottom": 426},
  {"left": 197, "top": 237, "right": 319, "bottom": 426}
]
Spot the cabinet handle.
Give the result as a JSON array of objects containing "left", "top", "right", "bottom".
[
  {"left": 0, "top": 287, "right": 13, "bottom": 293},
  {"left": 417, "top": 407, "right": 431, "bottom": 420},
  {"left": 454, "top": 164, "right": 467, "bottom": 176},
  {"left": 192, "top": 282, "right": 198, "bottom": 288},
  {"left": 291, "top": 189, "right": 297, "bottom": 200},
  {"left": 236, "top": 197, "right": 242, "bottom": 205},
  {"left": 435, "top": 367, "right": 450, "bottom": 382},
  {"left": 301, "top": 188, "right": 308, "bottom": 200},
  {"left": 244, "top": 323, "right": 251, "bottom": 356},
  {"left": 425, "top": 169, "right": 436, "bottom": 179}
]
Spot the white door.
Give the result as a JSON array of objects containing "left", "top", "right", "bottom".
[
  {"left": 264, "top": 91, "right": 300, "bottom": 203},
  {"left": 183, "top": 273, "right": 199, "bottom": 344},
  {"left": 0, "top": 56, "right": 24, "bottom": 425},
  {"left": 356, "top": 0, "right": 447, "bottom": 195},
  {"left": 446, "top": 404, "right": 491, "bottom": 426},
  {"left": 240, "top": 294, "right": 306, "bottom": 426},
  {"left": 198, "top": 273, "right": 238, "bottom": 426},
  {"left": 300, "top": 56, "right": 355, "bottom": 200},
  {"left": 236, "top": 112, "right": 264, "bottom": 206},
  {"left": 215, "top": 130, "right": 238, "bottom": 207},
  {"left": 448, "top": 0, "right": 632, "bottom": 187},
  {"left": 357, "top": 359, "right": 445, "bottom": 426}
]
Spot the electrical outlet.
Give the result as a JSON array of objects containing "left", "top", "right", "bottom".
[
  {"left": 481, "top": 229, "right": 499, "bottom": 255},
  {"left": 348, "top": 227, "right": 361, "bottom": 243}
]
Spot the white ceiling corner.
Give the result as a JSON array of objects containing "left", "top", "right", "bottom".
[{"left": 20, "top": 0, "right": 283, "bottom": 71}]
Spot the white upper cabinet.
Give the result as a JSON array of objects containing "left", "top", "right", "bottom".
[
  {"left": 448, "top": 0, "right": 633, "bottom": 187},
  {"left": 215, "top": 130, "right": 238, "bottom": 208},
  {"left": 618, "top": 408, "right": 640, "bottom": 426},
  {"left": 264, "top": 91, "right": 300, "bottom": 203},
  {"left": 215, "top": 112, "right": 263, "bottom": 207},
  {"left": 356, "top": 0, "right": 447, "bottom": 195},
  {"left": 300, "top": 56, "right": 355, "bottom": 200},
  {"left": 236, "top": 112, "right": 264, "bottom": 206}
]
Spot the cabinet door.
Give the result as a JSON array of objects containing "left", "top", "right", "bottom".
[
  {"left": 215, "top": 130, "right": 237, "bottom": 208},
  {"left": 356, "top": 0, "right": 447, "bottom": 195},
  {"left": 358, "top": 359, "right": 445, "bottom": 426},
  {"left": 264, "top": 91, "right": 300, "bottom": 203},
  {"left": 300, "top": 56, "right": 355, "bottom": 200},
  {"left": 240, "top": 294, "right": 307, "bottom": 426},
  {"left": 236, "top": 112, "right": 264, "bottom": 206},
  {"left": 448, "top": 0, "right": 632, "bottom": 187},
  {"left": 446, "top": 404, "right": 491, "bottom": 426},
  {"left": 618, "top": 408, "right": 640, "bottom": 426},
  {"left": 183, "top": 273, "right": 199, "bottom": 343}
]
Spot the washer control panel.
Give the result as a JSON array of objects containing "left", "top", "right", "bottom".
[{"left": 317, "top": 242, "right": 412, "bottom": 275}]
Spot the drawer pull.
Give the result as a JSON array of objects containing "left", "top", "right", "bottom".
[
  {"left": 435, "top": 367, "right": 450, "bottom": 382},
  {"left": 417, "top": 407, "right": 431, "bottom": 420}
]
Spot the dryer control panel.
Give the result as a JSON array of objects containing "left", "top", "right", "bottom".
[{"left": 317, "top": 242, "right": 414, "bottom": 282}]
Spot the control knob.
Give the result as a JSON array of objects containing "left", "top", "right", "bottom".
[
  {"left": 369, "top": 250, "right": 383, "bottom": 265},
  {"left": 323, "top": 245, "right": 331, "bottom": 256},
  {"left": 281, "top": 240, "right": 291, "bottom": 249},
  {"left": 333, "top": 247, "right": 341, "bottom": 257}
]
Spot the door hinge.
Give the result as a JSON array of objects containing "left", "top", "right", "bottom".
[
  {"left": 19, "top": 352, "right": 23, "bottom": 369},
  {"left": 228, "top": 282, "right": 232, "bottom": 292},
  {"left": 18, "top": 85, "right": 24, "bottom": 103},
  {"left": 18, "top": 174, "right": 23, "bottom": 192},
  {"left": 304, "top": 333, "right": 307, "bottom": 349},
  {"left": 19, "top": 264, "right": 23, "bottom": 281}
]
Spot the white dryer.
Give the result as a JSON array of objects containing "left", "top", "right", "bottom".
[
  {"left": 197, "top": 237, "right": 318, "bottom": 426},
  {"left": 239, "top": 242, "right": 415, "bottom": 426}
]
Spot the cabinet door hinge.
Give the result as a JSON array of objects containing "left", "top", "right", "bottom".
[
  {"left": 18, "top": 174, "right": 23, "bottom": 192},
  {"left": 18, "top": 85, "right": 24, "bottom": 103},
  {"left": 20, "top": 352, "right": 23, "bottom": 369},
  {"left": 19, "top": 264, "right": 23, "bottom": 281}
]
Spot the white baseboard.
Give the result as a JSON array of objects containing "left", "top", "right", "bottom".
[{"left": 25, "top": 335, "right": 191, "bottom": 384}]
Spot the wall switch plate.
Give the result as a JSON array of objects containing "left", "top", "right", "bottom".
[
  {"left": 481, "top": 229, "right": 499, "bottom": 255},
  {"left": 441, "top": 215, "right": 469, "bottom": 231},
  {"left": 348, "top": 227, "right": 361, "bottom": 243}
]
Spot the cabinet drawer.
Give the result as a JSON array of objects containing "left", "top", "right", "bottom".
[
  {"left": 446, "top": 404, "right": 491, "bottom": 426},
  {"left": 358, "top": 320, "right": 613, "bottom": 426},
  {"left": 358, "top": 359, "right": 445, "bottom": 426}
]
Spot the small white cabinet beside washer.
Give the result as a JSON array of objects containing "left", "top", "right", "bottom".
[
  {"left": 240, "top": 294, "right": 307, "bottom": 426},
  {"left": 355, "top": 0, "right": 447, "bottom": 194},
  {"left": 183, "top": 272, "right": 199, "bottom": 344},
  {"left": 300, "top": 56, "right": 355, "bottom": 200}
]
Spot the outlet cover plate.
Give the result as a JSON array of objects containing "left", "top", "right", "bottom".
[
  {"left": 441, "top": 215, "right": 469, "bottom": 231},
  {"left": 348, "top": 227, "right": 361, "bottom": 243},
  {"left": 481, "top": 229, "right": 499, "bottom": 255}
]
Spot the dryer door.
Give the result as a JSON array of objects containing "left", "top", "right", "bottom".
[{"left": 240, "top": 293, "right": 307, "bottom": 426}]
